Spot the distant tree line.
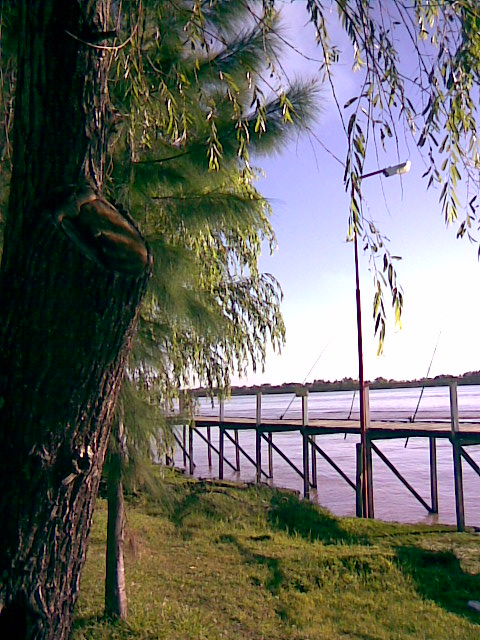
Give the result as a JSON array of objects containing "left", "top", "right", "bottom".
[{"left": 192, "top": 371, "right": 480, "bottom": 397}]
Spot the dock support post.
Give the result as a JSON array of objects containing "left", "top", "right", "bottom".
[
  {"left": 179, "top": 393, "right": 187, "bottom": 467},
  {"left": 356, "top": 443, "right": 363, "bottom": 517},
  {"left": 207, "top": 426, "right": 212, "bottom": 468},
  {"left": 219, "top": 426, "right": 224, "bottom": 480},
  {"left": 302, "top": 392, "right": 310, "bottom": 499},
  {"left": 256, "top": 429, "right": 262, "bottom": 484},
  {"left": 302, "top": 430, "right": 310, "bottom": 499},
  {"left": 366, "top": 436, "right": 374, "bottom": 518},
  {"left": 267, "top": 433, "right": 273, "bottom": 479},
  {"left": 363, "top": 386, "right": 374, "bottom": 518},
  {"left": 429, "top": 437, "right": 438, "bottom": 513},
  {"left": 182, "top": 425, "right": 187, "bottom": 467},
  {"left": 234, "top": 430, "right": 240, "bottom": 472},
  {"left": 219, "top": 397, "right": 225, "bottom": 423},
  {"left": 256, "top": 393, "right": 262, "bottom": 483},
  {"left": 188, "top": 425, "right": 194, "bottom": 475},
  {"left": 311, "top": 435, "right": 317, "bottom": 488},
  {"left": 219, "top": 397, "right": 225, "bottom": 480},
  {"left": 256, "top": 393, "right": 262, "bottom": 426},
  {"left": 301, "top": 392, "right": 308, "bottom": 428},
  {"left": 450, "top": 381, "right": 465, "bottom": 531}
]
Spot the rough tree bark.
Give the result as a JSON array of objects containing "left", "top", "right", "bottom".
[{"left": 0, "top": 2, "right": 151, "bottom": 638}]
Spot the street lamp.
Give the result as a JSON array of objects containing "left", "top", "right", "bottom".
[{"left": 355, "top": 160, "right": 411, "bottom": 518}]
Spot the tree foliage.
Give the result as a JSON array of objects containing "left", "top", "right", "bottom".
[
  {"left": 102, "top": 0, "right": 319, "bottom": 619},
  {"left": 109, "top": 0, "right": 318, "bottom": 398},
  {"left": 298, "top": 0, "right": 480, "bottom": 350}
]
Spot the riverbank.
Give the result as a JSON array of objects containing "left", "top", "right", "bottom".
[{"left": 73, "top": 470, "right": 480, "bottom": 639}]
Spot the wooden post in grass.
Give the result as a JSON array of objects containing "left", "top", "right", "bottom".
[
  {"left": 450, "top": 381, "right": 465, "bottom": 531},
  {"left": 429, "top": 437, "right": 438, "bottom": 513}
]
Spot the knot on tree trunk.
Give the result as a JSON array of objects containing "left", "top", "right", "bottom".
[{"left": 52, "top": 190, "right": 151, "bottom": 276}]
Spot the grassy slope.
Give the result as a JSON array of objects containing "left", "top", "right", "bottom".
[{"left": 73, "top": 471, "right": 480, "bottom": 639}]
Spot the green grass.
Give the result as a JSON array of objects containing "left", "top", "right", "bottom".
[{"left": 73, "top": 470, "right": 480, "bottom": 639}]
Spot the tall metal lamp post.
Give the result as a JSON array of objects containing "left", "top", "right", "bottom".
[{"left": 356, "top": 160, "right": 411, "bottom": 518}]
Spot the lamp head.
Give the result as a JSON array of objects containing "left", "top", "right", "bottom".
[{"left": 383, "top": 160, "right": 411, "bottom": 177}]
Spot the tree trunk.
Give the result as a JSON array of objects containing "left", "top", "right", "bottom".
[
  {"left": 0, "top": 2, "right": 150, "bottom": 638},
  {"left": 105, "top": 419, "right": 128, "bottom": 620}
]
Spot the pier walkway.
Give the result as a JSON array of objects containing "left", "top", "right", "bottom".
[{"left": 172, "top": 382, "right": 480, "bottom": 531}]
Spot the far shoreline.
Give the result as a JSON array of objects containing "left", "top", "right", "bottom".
[{"left": 191, "top": 370, "right": 480, "bottom": 397}]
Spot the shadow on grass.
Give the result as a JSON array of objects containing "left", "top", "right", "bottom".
[
  {"left": 168, "top": 487, "right": 201, "bottom": 528},
  {"left": 219, "top": 533, "right": 284, "bottom": 595},
  {"left": 396, "top": 546, "right": 480, "bottom": 624},
  {"left": 267, "top": 492, "right": 368, "bottom": 545}
]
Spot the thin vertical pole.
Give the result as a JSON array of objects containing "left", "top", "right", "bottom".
[
  {"left": 256, "top": 393, "right": 262, "bottom": 425},
  {"left": 256, "top": 393, "right": 262, "bottom": 483},
  {"left": 219, "top": 426, "right": 224, "bottom": 480},
  {"left": 355, "top": 443, "right": 363, "bottom": 517},
  {"left": 302, "top": 393, "right": 308, "bottom": 427},
  {"left": 366, "top": 435, "right": 374, "bottom": 518},
  {"left": 188, "top": 425, "right": 194, "bottom": 475},
  {"left": 234, "top": 430, "right": 240, "bottom": 472},
  {"left": 311, "top": 435, "right": 317, "bottom": 489},
  {"left": 267, "top": 432, "right": 273, "bottom": 479},
  {"left": 182, "top": 425, "right": 187, "bottom": 467},
  {"left": 354, "top": 230, "right": 368, "bottom": 519},
  {"left": 302, "top": 430, "right": 310, "bottom": 499},
  {"left": 429, "top": 437, "right": 438, "bottom": 513},
  {"left": 302, "top": 393, "right": 309, "bottom": 498},
  {"left": 180, "top": 393, "right": 187, "bottom": 467},
  {"left": 207, "top": 426, "right": 212, "bottom": 468},
  {"left": 219, "top": 396, "right": 225, "bottom": 480},
  {"left": 256, "top": 429, "right": 262, "bottom": 484},
  {"left": 450, "top": 381, "right": 465, "bottom": 531}
]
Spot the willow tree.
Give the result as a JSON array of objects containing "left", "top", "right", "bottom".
[
  {"left": 103, "top": 0, "right": 317, "bottom": 620},
  {"left": 299, "top": 0, "right": 480, "bottom": 347}
]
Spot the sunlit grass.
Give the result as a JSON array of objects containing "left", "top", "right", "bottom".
[{"left": 73, "top": 469, "right": 480, "bottom": 639}]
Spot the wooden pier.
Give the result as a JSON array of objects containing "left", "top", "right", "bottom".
[{"left": 173, "top": 382, "right": 480, "bottom": 531}]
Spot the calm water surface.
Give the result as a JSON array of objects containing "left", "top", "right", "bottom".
[{"left": 173, "top": 386, "right": 480, "bottom": 527}]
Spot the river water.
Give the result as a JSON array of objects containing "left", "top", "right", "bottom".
[{"left": 173, "top": 385, "right": 480, "bottom": 527}]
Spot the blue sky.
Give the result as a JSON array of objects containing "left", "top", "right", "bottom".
[{"left": 232, "top": 2, "right": 480, "bottom": 386}]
